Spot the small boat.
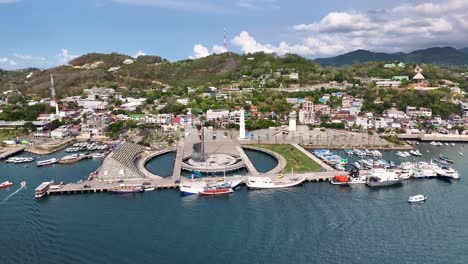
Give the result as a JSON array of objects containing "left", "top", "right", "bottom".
[
  {"left": 460, "top": 152, "right": 464, "bottom": 156},
  {"left": 199, "top": 183, "right": 233, "bottom": 196},
  {"left": 396, "top": 151, "right": 407, "bottom": 158},
  {"left": 331, "top": 175, "right": 350, "bottom": 185},
  {"left": 352, "top": 162, "right": 362, "bottom": 170},
  {"left": 434, "top": 159, "right": 449, "bottom": 165},
  {"left": 409, "top": 150, "right": 422, "bottom": 156},
  {"left": 430, "top": 141, "right": 438, "bottom": 146},
  {"left": 444, "top": 143, "right": 449, "bottom": 146},
  {"left": 344, "top": 148, "right": 353, "bottom": 155},
  {"left": 451, "top": 143, "right": 456, "bottom": 147},
  {"left": 439, "top": 154, "right": 453, "bottom": 163},
  {"left": 35, "top": 181, "right": 53, "bottom": 199},
  {"left": 91, "top": 152, "right": 107, "bottom": 159},
  {"left": 58, "top": 154, "right": 82, "bottom": 164},
  {"left": 0, "top": 181, "right": 14, "bottom": 189},
  {"left": 144, "top": 187, "right": 155, "bottom": 192},
  {"left": 415, "top": 142, "right": 420, "bottom": 145},
  {"left": 246, "top": 176, "right": 305, "bottom": 189},
  {"left": 408, "top": 195, "right": 427, "bottom": 203},
  {"left": 36, "top": 158, "right": 58, "bottom": 167},
  {"left": 110, "top": 184, "right": 144, "bottom": 193},
  {"left": 436, "top": 166, "right": 460, "bottom": 179}
]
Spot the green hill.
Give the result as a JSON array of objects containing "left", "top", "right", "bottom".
[{"left": 315, "top": 47, "right": 468, "bottom": 67}]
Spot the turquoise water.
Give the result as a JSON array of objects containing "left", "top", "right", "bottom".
[
  {"left": 1, "top": 144, "right": 468, "bottom": 264},
  {"left": 243, "top": 148, "right": 278, "bottom": 173},
  {"left": 144, "top": 151, "right": 176, "bottom": 177}
]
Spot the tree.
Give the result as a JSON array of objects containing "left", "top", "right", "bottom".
[{"left": 23, "top": 122, "right": 36, "bottom": 132}]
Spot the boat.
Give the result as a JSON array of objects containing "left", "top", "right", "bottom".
[
  {"left": 439, "top": 155, "right": 453, "bottom": 163},
  {"left": 352, "top": 162, "right": 362, "bottom": 170},
  {"left": 330, "top": 175, "right": 350, "bottom": 185},
  {"left": 435, "top": 166, "right": 460, "bottom": 179},
  {"left": 460, "top": 152, "right": 464, "bottom": 156},
  {"left": 5, "top": 157, "right": 35, "bottom": 163},
  {"left": 34, "top": 181, "right": 53, "bottom": 198},
  {"left": 408, "top": 195, "right": 427, "bottom": 203},
  {"left": 444, "top": 143, "right": 449, "bottom": 146},
  {"left": 334, "top": 164, "right": 346, "bottom": 171},
  {"left": 109, "top": 184, "right": 144, "bottom": 193},
  {"left": 412, "top": 162, "right": 438, "bottom": 178},
  {"left": 199, "top": 183, "right": 233, "bottom": 196},
  {"left": 91, "top": 152, "right": 107, "bottom": 158},
  {"left": 366, "top": 169, "right": 403, "bottom": 187},
  {"left": 451, "top": 143, "right": 456, "bottom": 147},
  {"left": 179, "top": 181, "right": 208, "bottom": 195},
  {"left": 144, "top": 187, "right": 155, "bottom": 192},
  {"left": 403, "top": 151, "right": 411, "bottom": 157},
  {"left": 409, "top": 150, "right": 422, "bottom": 156},
  {"left": 344, "top": 148, "right": 353, "bottom": 155},
  {"left": 430, "top": 141, "right": 438, "bottom": 146},
  {"left": 434, "top": 158, "right": 448, "bottom": 165},
  {"left": 58, "top": 154, "right": 82, "bottom": 164},
  {"left": 0, "top": 181, "right": 14, "bottom": 189},
  {"left": 246, "top": 176, "right": 305, "bottom": 189},
  {"left": 36, "top": 158, "right": 58, "bottom": 167}
]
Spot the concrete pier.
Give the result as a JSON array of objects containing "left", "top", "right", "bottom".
[
  {"left": 172, "top": 139, "right": 184, "bottom": 178},
  {"left": 235, "top": 146, "right": 259, "bottom": 176},
  {"left": 0, "top": 146, "right": 25, "bottom": 159}
]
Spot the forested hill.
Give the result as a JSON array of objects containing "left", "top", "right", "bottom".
[
  {"left": 315, "top": 47, "right": 468, "bottom": 67},
  {"left": 0, "top": 52, "right": 324, "bottom": 97}
]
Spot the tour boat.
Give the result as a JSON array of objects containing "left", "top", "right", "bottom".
[
  {"left": 366, "top": 168, "right": 403, "bottom": 187},
  {"left": 330, "top": 175, "right": 350, "bottom": 185},
  {"left": 35, "top": 181, "right": 53, "bottom": 199},
  {"left": 408, "top": 195, "right": 427, "bottom": 203},
  {"left": 109, "top": 184, "right": 144, "bottom": 194},
  {"left": 36, "top": 158, "right": 58, "bottom": 167},
  {"left": 59, "top": 154, "right": 82, "bottom": 164},
  {"left": 198, "top": 183, "right": 233, "bottom": 196},
  {"left": 246, "top": 176, "right": 305, "bottom": 189},
  {"left": 179, "top": 179, "right": 243, "bottom": 195},
  {"left": 0, "top": 181, "right": 14, "bottom": 189}
]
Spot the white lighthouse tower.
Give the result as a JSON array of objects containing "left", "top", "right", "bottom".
[
  {"left": 238, "top": 108, "right": 247, "bottom": 140},
  {"left": 289, "top": 111, "right": 297, "bottom": 132}
]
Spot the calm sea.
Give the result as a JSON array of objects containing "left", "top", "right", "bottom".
[{"left": 1, "top": 144, "right": 468, "bottom": 264}]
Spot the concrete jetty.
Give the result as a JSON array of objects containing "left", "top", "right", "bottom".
[
  {"left": 235, "top": 146, "right": 259, "bottom": 176},
  {"left": 172, "top": 139, "right": 184, "bottom": 178},
  {"left": 0, "top": 146, "right": 25, "bottom": 159}
]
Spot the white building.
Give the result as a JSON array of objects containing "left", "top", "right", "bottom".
[
  {"left": 176, "top": 98, "right": 190, "bottom": 105},
  {"left": 206, "top": 109, "right": 229, "bottom": 121},
  {"left": 288, "top": 73, "right": 299, "bottom": 80},
  {"left": 50, "top": 126, "right": 71, "bottom": 139},
  {"left": 77, "top": 100, "right": 109, "bottom": 110},
  {"left": 460, "top": 102, "right": 468, "bottom": 117}
]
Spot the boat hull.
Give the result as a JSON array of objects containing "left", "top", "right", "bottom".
[
  {"left": 246, "top": 178, "right": 305, "bottom": 189},
  {"left": 366, "top": 179, "right": 403, "bottom": 187}
]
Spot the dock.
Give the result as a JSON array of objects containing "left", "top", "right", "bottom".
[
  {"left": 292, "top": 144, "right": 336, "bottom": 172},
  {"left": 172, "top": 139, "right": 184, "bottom": 178},
  {"left": 235, "top": 146, "right": 259, "bottom": 176},
  {"left": 0, "top": 146, "right": 25, "bottom": 159}
]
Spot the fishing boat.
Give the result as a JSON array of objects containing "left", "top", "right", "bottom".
[
  {"left": 366, "top": 168, "right": 403, "bottom": 187},
  {"left": 34, "top": 181, "right": 53, "bottom": 199},
  {"left": 330, "top": 175, "right": 350, "bottom": 185},
  {"left": 109, "top": 184, "right": 144, "bottom": 194},
  {"left": 246, "top": 176, "right": 305, "bottom": 189},
  {"left": 408, "top": 195, "right": 427, "bottom": 203},
  {"left": 439, "top": 154, "right": 453, "bottom": 163},
  {"left": 199, "top": 183, "right": 233, "bottom": 196},
  {"left": 0, "top": 181, "right": 14, "bottom": 189},
  {"left": 36, "top": 158, "right": 58, "bottom": 167}
]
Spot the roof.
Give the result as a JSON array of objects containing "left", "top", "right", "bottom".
[{"left": 413, "top": 72, "right": 425, "bottom": 80}]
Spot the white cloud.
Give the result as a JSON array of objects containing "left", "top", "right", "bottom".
[
  {"left": 13, "top": 53, "right": 46, "bottom": 61},
  {"left": 134, "top": 50, "right": 147, "bottom": 58},
  {"left": 190, "top": 43, "right": 228, "bottom": 59},
  {"left": 58, "top": 49, "right": 77, "bottom": 64},
  {"left": 0, "top": 57, "right": 18, "bottom": 68}
]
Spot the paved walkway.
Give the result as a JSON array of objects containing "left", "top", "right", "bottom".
[
  {"left": 235, "top": 146, "right": 259, "bottom": 176},
  {"left": 172, "top": 139, "right": 184, "bottom": 178},
  {"left": 292, "top": 144, "right": 336, "bottom": 172}
]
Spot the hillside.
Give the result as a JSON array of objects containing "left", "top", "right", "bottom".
[
  {"left": 0, "top": 52, "right": 324, "bottom": 97},
  {"left": 315, "top": 47, "right": 468, "bottom": 67}
]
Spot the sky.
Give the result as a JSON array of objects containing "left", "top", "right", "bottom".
[{"left": 1, "top": 0, "right": 468, "bottom": 70}]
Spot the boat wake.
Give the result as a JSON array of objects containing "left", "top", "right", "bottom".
[{"left": 0, "top": 181, "right": 26, "bottom": 205}]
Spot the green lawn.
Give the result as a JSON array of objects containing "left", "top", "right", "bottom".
[{"left": 256, "top": 144, "right": 324, "bottom": 173}]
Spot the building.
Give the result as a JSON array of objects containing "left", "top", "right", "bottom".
[
  {"left": 376, "top": 80, "right": 401, "bottom": 88},
  {"left": 83, "top": 87, "right": 115, "bottom": 100},
  {"left": 413, "top": 72, "right": 426, "bottom": 84},
  {"left": 288, "top": 73, "right": 299, "bottom": 80},
  {"left": 419, "top": 107, "right": 432, "bottom": 118},
  {"left": 206, "top": 109, "right": 229, "bottom": 121},
  {"left": 392, "top": 76, "right": 409, "bottom": 81},
  {"left": 406, "top": 106, "right": 419, "bottom": 117},
  {"left": 77, "top": 100, "right": 109, "bottom": 110},
  {"left": 460, "top": 102, "right": 468, "bottom": 117},
  {"left": 51, "top": 126, "right": 71, "bottom": 139},
  {"left": 176, "top": 98, "right": 189, "bottom": 105},
  {"left": 386, "top": 108, "right": 406, "bottom": 119}
]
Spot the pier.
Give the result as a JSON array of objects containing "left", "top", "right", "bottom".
[
  {"left": 397, "top": 134, "right": 468, "bottom": 142},
  {"left": 292, "top": 144, "right": 336, "bottom": 172},
  {"left": 0, "top": 146, "right": 25, "bottom": 159},
  {"left": 235, "top": 146, "right": 259, "bottom": 176}
]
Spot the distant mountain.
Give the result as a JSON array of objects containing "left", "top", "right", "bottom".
[{"left": 315, "top": 47, "right": 468, "bottom": 67}]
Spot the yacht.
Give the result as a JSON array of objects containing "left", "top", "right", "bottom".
[
  {"left": 451, "top": 143, "right": 456, "bottom": 147},
  {"left": 179, "top": 179, "right": 243, "bottom": 195},
  {"left": 199, "top": 183, "right": 233, "bottom": 196},
  {"left": 408, "top": 195, "right": 427, "bottom": 203},
  {"left": 91, "top": 152, "right": 108, "bottom": 159},
  {"left": 35, "top": 181, "right": 53, "bottom": 198},
  {"left": 396, "top": 151, "right": 408, "bottom": 158},
  {"left": 409, "top": 150, "right": 422, "bottom": 156},
  {"left": 435, "top": 166, "right": 460, "bottom": 179},
  {"left": 246, "top": 176, "right": 305, "bottom": 189},
  {"left": 59, "top": 154, "right": 81, "bottom": 164},
  {"left": 366, "top": 168, "right": 403, "bottom": 187},
  {"left": 36, "top": 158, "right": 58, "bottom": 167}
]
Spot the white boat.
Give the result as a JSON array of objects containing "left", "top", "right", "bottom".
[
  {"left": 246, "top": 176, "right": 305, "bottom": 189},
  {"left": 451, "top": 143, "right": 456, "bottom": 147},
  {"left": 91, "top": 152, "right": 107, "bottom": 158},
  {"left": 144, "top": 187, "right": 155, "bottom": 192},
  {"left": 366, "top": 168, "right": 403, "bottom": 187},
  {"left": 36, "top": 158, "right": 58, "bottom": 167},
  {"left": 460, "top": 152, "right": 464, "bottom": 156},
  {"left": 435, "top": 166, "right": 460, "bottom": 179},
  {"left": 444, "top": 143, "right": 449, "bottom": 146},
  {"left": 35, "top": 181, "right": 53, "bottom": 198},
  {"left": 430, "top": 141, "right": 438, "bottom": 146},
  {"left": 349, "top": 174, "right": 367, "bottom": 184},
  {"left": 396, "top": 151, "right": 408, "bottom": 158},
  {"left": 408, "top": 195, "right": 427, "bottom": 203},
  {"left": 412, "top": 162, "right": 437, "bottom": 178},
  {"left": 179, "top": 178, "right": 243, "bottom": 195},
  {"left": 409, "top": 150, "right": 422, "bottom": 156}
]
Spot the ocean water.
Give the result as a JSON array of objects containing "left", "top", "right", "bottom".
[{"left": 1, "top": 144, "right": 468, "bottom": 264}]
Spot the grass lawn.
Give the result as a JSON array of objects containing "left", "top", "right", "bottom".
[{"left": 256, "top": 144, "right": 324, "bottom": 173}]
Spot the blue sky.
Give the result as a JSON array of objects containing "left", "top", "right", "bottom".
[{"left": 1, "top": 0, "right": 467, "bottom": 69}]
